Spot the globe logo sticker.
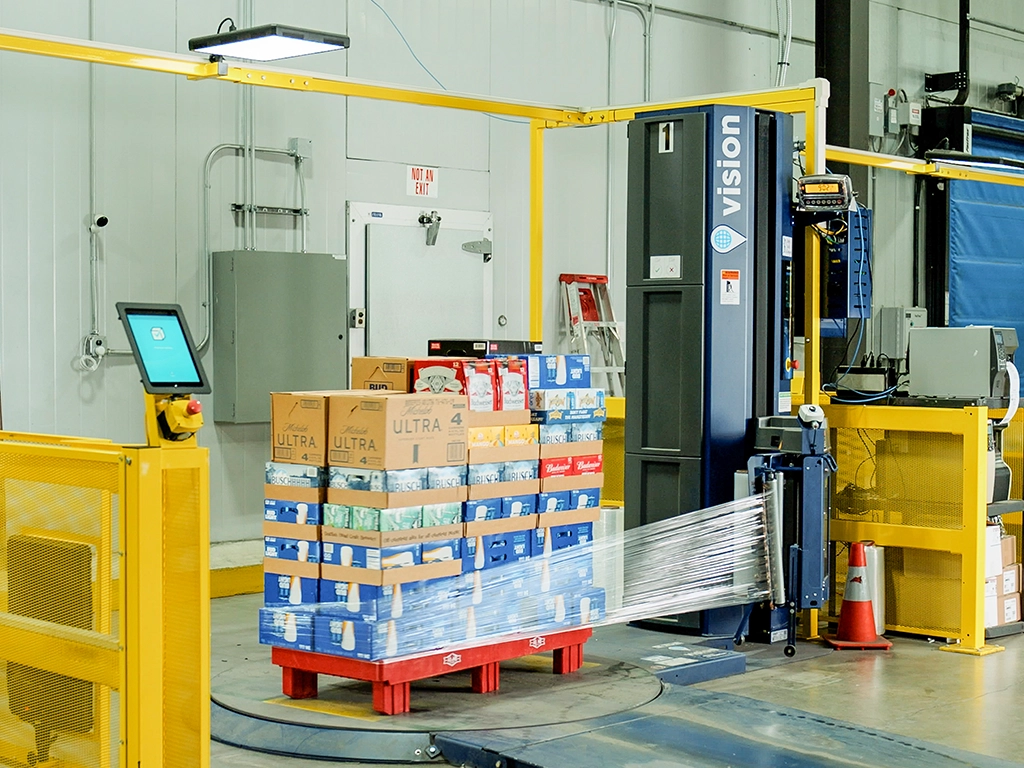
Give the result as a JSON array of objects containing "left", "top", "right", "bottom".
[{"left": 710, "top": 225, "right": 747, "bottom": 254}]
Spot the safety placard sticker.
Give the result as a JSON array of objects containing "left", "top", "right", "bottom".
[{"left": 720, "top": 269, "right": 740, "bottom": 305}]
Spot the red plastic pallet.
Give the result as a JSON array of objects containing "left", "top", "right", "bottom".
[{"left": 272, "top": 627, "right": 593, "bottom": 715}]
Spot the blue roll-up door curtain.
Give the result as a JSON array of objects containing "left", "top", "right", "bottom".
[{"left": 947, "top": 112, "right": 1024, "bottom": 388}]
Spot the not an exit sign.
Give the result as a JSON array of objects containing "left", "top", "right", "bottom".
[{"left": 407, "top": 165, "right": 438, "bottom": 198}]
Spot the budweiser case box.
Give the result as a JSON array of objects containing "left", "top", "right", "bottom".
[
  {"left": 271, "top": 392, "right": 348, "bottom": 465},
  {"left": 351, "top": 357, "right": 412, "bottom": 392},
  {"left": 328, "top": 392, "right": 468, "bottom": 469}
]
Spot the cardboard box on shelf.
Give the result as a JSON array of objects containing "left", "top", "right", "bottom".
[
  {"left": 263, "top": 520, "right": 321, "bottom": 541},
  {"left": 985, "top": 563, "right": 1022, "bottom": 598},
  {"left": 985, "top": 592, "right": 1022, "bottom": 627},
  {"left": 264, "top": 498, "right": 322, "bottom": 525},
  {"left": 985, "top": 525, "right": 1003, "bottom": 578},
  {"left": 1001, "top": 535, "right": 1017, "bottom": 569},
  {"left": 271, "top": 392, "right": 346, "bottom": 465},
  {"left": 327, "top": 391, "right": 468, "bottom": 469},
  {"left": 351, "top": 357, "right": 412, "bottom": 392},
  {"left": 463, "top": 514, "right": 540, "bottom": 539},
  {"left": 468, "top": 425, "right": 505, "bottom": 449}
]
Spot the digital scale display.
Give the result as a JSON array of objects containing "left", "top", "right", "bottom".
[{"left": 804, "top": 182, "right": 841, "bottom": 194}]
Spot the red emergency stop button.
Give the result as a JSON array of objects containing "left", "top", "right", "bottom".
[
  {"left": 187, "top": 400, "right": 202, "bottom": 415},
  {"left": 792, "top": 360, "right": 800, "bottom": 370}
]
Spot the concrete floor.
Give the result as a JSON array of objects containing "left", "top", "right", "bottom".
[{"left": 211, "top": 594, "right": 1024, "bottom": 767}]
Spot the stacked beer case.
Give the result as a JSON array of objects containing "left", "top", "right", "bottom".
[{"left": 259, "top": 354, "right": 606, "bottom": 661}]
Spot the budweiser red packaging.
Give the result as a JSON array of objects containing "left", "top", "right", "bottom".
[
  {"left": 410, "top": 357, "right": 498, "bottom": 411},
  {"left": 540, "top": 456, "right": 574, "bottom": 478},
  {"left": 462, "top": 360, "right": 498, "bottom": 412},
  {"left": 573, "top": 454, "right": 604, "bottom": 475},
  {"left": 497, "top": 357, "right": 529, "bottom": 411},
  {"left": 410, "top": 357, "right": 471, "bottom": 396}
]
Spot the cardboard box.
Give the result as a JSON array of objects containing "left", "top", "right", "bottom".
[
  {"left": 409, "top": 357, "right": 480, "bottom": 399},
  {"left": 466, "top": 409, "right": 531, "bottom": 428},
  {"left": 541, "top": 473, "right": 605, "bottom": 493},
  {"left": 321, "top": 523, "right": 463, "bottom": 548},
  {"left": 313, "top": 613, "right": 454, "bottom": 661},
  {"left": 504, "top": 424, "right": 539, "bottom": 446},
  {"left": 573, "top": 454, "right": 604, "bottom": 475},
  {"left": 323, "top": 503, "right": 350, "bottom": 528},
  {"left": 575, "top": 587, "right": 606, "bottom": 625},
  {"left": 537, "top": 507, "right": 601, "bottom": 527},
  {"left": 327, "top": 486, "right": 467, "bottom": 508},
  {"left": 422, "top": 502, "right": 463, "bottom": 527},
  {"left": 570, "top": 488, "right": 601, "bottom": 509},
  {"left": 468, "top": 425, "right": 505, "bottom": 449},
  {"left": 263, "top": 566, "right": 320, "bottom": 606},
  {"left": 468, "top": 444, "right": 540, "bottom": 464},
  {"left": 985, "top": 565, "right": 1021, "bottom": 599},
  {"left": 327, "top": 392, "right": 468, "bottom": 469},
  {"left": 264, "top": 498, "right": 322, "bottom": 525},
  {"left": 538, "top": 490, "right": 571, "bottom": 513},
  {"left": 530, "top": 389, "right": 571, "bottom": 411},
  {"left": 467, "top": 479, "right": 540, "bottom": 499},
  {"left": 264, "top": 537, "right": 322, "bottom": 564},
  {"left": 320, "top": 559, "right": 461, "bottom": 586},
  {"left": 525, "top": 355, "right": 591, "bottom": 390},
  {"left": 259, "top": 607, "right": 315, "bottom": 651},
  {"left": 1001, "top": 535, "right": 1018, "bottom": 569},
  {"left": 464, "top": 497, "right": 502, "bottom": 522},
  {"left": 503, "top": 494, "right": 537, "bottom": 517},
  {"left": 985, "top": 526, "right": 1003, "bottom": 578},
  {"left": 318, "top": 577, "right": 459, "bottom": 622},
  {"left": 569, "top": 388, "right": 605, "bottom": 410},
  {"left": 265, "top": 461, "right": 326, "bottom": 488},
  {"left": 321, "top": 540, "right": 421, "bottom": 569},
  {"left": 504, "top": 460, "right": 539, "bottom": 482},
  {"left": 422, "top": 538, "right": 462, "bottom": 563},
  {"left": 263, "top": 520, "right": 320, "bottom": 541},
  {"left": 350, "top": 357, "right": 412, "bottom": 392},
  {"left": 986, "top": 592, "right": 1022, "bottom": 627},
  {"left": 571, "top": 422, "right": 604, "bottom": 442},
  {"left": 464, "top": 514, "right": 540, "bottom": 538},
  {"left": 539, "top": 440, "right": 604, "bottom": 460},
  {"left": 271, "top": 392, "right": 345, "bottom": 465},
  {"left": 531, "top": 407, "right": 607, "bottom": 424},
  {"left": 540, "top": 456, "right": 573, "bottom": 478},
  {"left": 532, "top": 522, "right": 595, "bottom": 555},
  {"left": 539, "top": 424, "right": 573, "bottom": 444},
  {"left": 462, "top": 529, "right": 533, "bottom": 571}
]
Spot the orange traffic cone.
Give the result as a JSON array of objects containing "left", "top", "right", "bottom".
[{"left": 824, "top": 542, "right": 892, "bottom": 650}]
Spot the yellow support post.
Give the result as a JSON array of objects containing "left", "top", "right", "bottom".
[
  {"left": 941, "top": 408, "right": 1004, "bottom": 656},
  {"left": 529, "top": 119, "right": 545, "bottom": 341}
]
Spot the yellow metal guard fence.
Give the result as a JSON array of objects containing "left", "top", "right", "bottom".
[
  {"left": 825, "top": 405, "right": 996, "bottom": 653},
  {"left": 0, "top": 432, "right": 209, "bottom": 767}
]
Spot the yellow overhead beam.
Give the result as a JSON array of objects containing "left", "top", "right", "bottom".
[
  {"left": 0, "top": 27, "right": 585, "bottom": 124},
  {"left": 826, "top": 143, "right": 1024, "bottom": 188}
]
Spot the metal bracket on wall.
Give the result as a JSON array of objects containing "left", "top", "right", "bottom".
[
  {"left": 462, "top": 237, "right": 493, "bottom": 263},
  {"left": 924, "top": 71, "right": 969, "bottom": 93},
  {"left": 231, "top": 204, "right": 309, "bottom": 217}
]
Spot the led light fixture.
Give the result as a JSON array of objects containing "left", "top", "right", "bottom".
[{"left": 189, "top": 23, "right": 350, "bottom": 62}]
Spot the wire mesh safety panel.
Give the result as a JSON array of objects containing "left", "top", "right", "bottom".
[
  {"left": 832, "top": 427, "right": 964, "bottom": 530},
  {"left": 1001, "top": 413, "right": 1024, "bottom": 564},
  {"left": 0, "top": 444, "right": 122, "bottom": 768},
  {"left": 162, "top": 467, "right": 204, "bottom": 768}
]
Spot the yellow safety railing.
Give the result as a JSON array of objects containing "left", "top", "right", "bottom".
[
  {"left": 0, "top": 431, "right": 209, "bottom": 768},
  {"left": 824, "top": 404, "right": 1001, "bottom": 655}
]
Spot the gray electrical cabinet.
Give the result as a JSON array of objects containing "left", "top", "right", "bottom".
[{"left": 213, "top": 250, "right": 349, "bottom": 423}]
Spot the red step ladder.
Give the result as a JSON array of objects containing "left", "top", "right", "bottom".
[{"left": 559, "top": 274, "right": 625, "bottom": 397}]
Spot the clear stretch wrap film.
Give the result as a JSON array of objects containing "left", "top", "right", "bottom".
[{"left": 259, "top": 495, "right": 772, "bottom": 662}]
